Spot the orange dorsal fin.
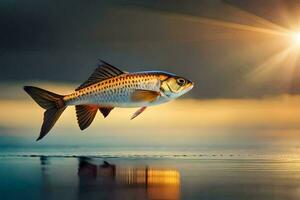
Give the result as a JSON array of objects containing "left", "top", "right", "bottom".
[
  {"left": 131, "top": 90, "right": 160, "bottom": 102},
  {"left": 75, "top": 105, "right": 98, "bottom": 130},
  {"left": 99, "top": 107, "right": 114, "bottom": 118},
  {"left": 76, "top": 60, "right": 125, "bottom": 91}
]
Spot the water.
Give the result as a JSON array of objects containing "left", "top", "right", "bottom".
[
  {"left": 1, "top": 154, "right": 300, "bottom": 200},
  {"left": 0, "top": 145, "right": 297, "bottom": 159},
  {"left": 1, "top": 143, "right": 300, "bottom": 200}
]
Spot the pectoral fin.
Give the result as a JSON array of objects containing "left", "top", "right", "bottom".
[
  {"left": 75, "top": 105, "right": 98, "bottom": 130},
  {"left": 131, "top": 106, "right": 147, "bottom": 120},
  {"left": 131, "top": 90, "right": 160, "bottom": 103}
]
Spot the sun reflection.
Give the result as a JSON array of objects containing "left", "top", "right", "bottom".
[
  {"left": 78, "top": 160, "right": 180, "bottom": 200},
  {"left": 115, "top": 167, "right": 180, "bottom": 186}
]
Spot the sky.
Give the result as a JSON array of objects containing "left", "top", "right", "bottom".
[
  {"left": 0, "top": 83, "right": 299, "bottom": 154},
  {"left": 1, "top": 0, "right": 300, "bottom": 98},
  {"left": 1, "top": 0, "right": 300, "bottom": 152}
]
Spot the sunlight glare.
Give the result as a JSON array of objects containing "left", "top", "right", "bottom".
[{"left": 291, "top": 32, "right": 300, "bottom": 44}]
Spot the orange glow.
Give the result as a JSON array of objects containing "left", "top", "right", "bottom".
[
  {"left": 147, "top": 169, "right": 180, "bottom": 185},
  {"left": 1, "top": 85, "right": 300, "bottom": 134},
  {"left": 115, "top": 167, "right": 180, "bottom": 200},
  {"left": 1, "top": 83, "right": 300, "bottom": 147}
]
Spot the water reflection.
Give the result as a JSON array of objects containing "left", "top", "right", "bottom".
[
  {"left": 77, "top": 157, "right": 180, "bottom": 200},
  {"left": 40, "top": 156, "right": 50, "bottom": 173},
  {"left": 2, "top": 156, "right": 300, "bottom": 200},
  {"left": 40, "top": 157, "right": 180, "bottom": 200}
]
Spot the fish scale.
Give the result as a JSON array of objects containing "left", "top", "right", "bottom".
[{"left": 64, "top": 73, "right": 161, "bottom": 107}]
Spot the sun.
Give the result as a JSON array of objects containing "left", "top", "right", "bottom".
[{"left": 291, "top": 32, "right": 300, "bottom": 44}]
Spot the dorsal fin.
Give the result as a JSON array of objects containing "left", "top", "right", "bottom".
[{"left": 76, "top": 60, "right": 125, "bottom": 91}]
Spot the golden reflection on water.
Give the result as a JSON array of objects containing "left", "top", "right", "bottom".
[
  {"left": 116, "top": 167, "right": 180, "bottom": 185},
  {"left": 38, "top": 156, "right": 300, "bottom": 200},
  {"left": 116, "top": 167, "right": 180, "bottom": 200},
  {"left": 78, "top": 159, "right": 180, "bottom": 200}
]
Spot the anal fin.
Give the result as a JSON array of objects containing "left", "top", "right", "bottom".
[
  {"left": 75, "top": 105, "right": 98, "bottom": 130},
  {"left": 99, "top": 107, "right": 114, "bottom": 118}
]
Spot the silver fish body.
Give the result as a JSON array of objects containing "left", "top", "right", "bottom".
[
  {"left": 24, "top": 60, "right": 194, "bottom": 141},
  {"left": 64, "top": 72, "right": 168, "bottom": 108}
]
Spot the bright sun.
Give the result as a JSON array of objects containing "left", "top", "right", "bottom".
[{"left": 291, "top": 32, "right": 300, "bottom": 44}]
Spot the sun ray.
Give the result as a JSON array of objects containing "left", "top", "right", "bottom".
[
  {"left": 146, "top": 5, "right": 300, "bottom": 93},
  {"left": 163, "top": 11, "right": 290, "bottom": 37},
  {"left": 285, "top": 46, "right": 300, "bottom": 91},
  {"left": 223, "top": 2, "right": 290, "bottom": 33},
  {"left": 247, "top": 44, "right": 300, "bottom": 88},
  {"left": 168, "top": 8, "right": 300, "bottom": 92}
]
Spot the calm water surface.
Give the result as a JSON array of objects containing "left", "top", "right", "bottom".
[{"left": 1, "top": 156, "right": 300, "bottom": 200}]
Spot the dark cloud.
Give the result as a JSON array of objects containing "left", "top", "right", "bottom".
[{"left": 1, "top": 0, "right": 300, "bottom": 98}]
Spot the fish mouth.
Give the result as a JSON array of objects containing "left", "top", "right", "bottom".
[
  {"left": 184, "top": 81, "right": 194, "bottom": 94},
  {"left": 188, "top": 81, "right": 194, "bottom": 89}
]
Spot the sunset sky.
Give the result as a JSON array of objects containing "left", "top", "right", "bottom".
[
  {"left": 1, "top": 0, "right": 300, "bottom": 153},
  {"left": 0, "top": 83, "right": 299, "bottom": 154}
]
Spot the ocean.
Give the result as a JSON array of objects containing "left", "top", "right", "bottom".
[{"left": 1, "top": 145, "right": 300, "bottom": 200}]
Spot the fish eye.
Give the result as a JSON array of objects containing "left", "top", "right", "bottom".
[{"left": 177, "top": 78, "right": 186, "bottom": 86}]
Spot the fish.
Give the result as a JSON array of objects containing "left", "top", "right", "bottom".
[{"left": 23, "top": 60, "right": 194, "bottom": 141}]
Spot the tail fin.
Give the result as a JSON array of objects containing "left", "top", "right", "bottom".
[{"left": 23, "top": 86, "right": 66, "bottom": 141}]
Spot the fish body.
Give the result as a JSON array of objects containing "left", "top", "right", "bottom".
[
  {"left": 24, "top": 60, "right": 194, "bottom": 140},
  {"left": 64, "top": 72, "right": 166, "bottom": 108}
]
